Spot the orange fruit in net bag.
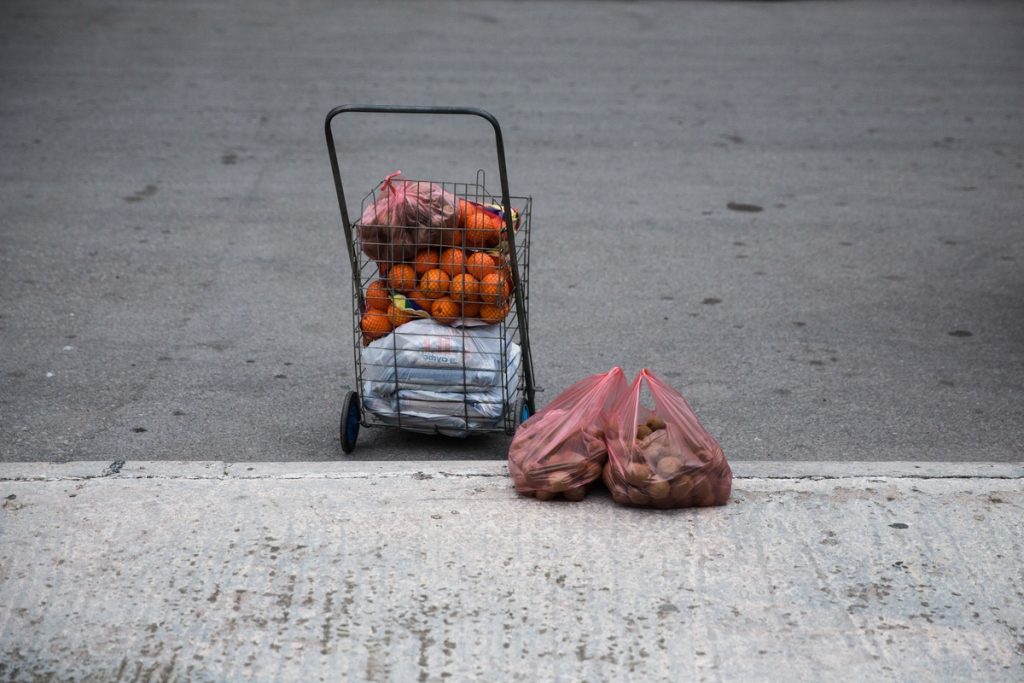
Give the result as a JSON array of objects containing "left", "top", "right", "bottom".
[
  {"left": 466, "top": 251, "right": 498, "bottom": 281},
  {"left": 360, "top": 309, "right": 393, "bottom": 339},
  {"left": 478, "top": 271, "right": 510, "bottom": 306},
  {"left": 449, "top": 273, "right": 479, "bottom": 302},
  {"left": 387, "top": 302, "right": 413, "bottom": 328},
  {"left": 439, "top": 223, "right": 466, "bottom": 248},
  {"left": 478, "top": 302, "right": 509, "bottom": 324},
  {"left": 419, "top": 268, "right": 450, "bottom": 299},
  {"left": 456, "top": 199, "right": 473, "bottom": 227},
  {"left": 439, "top": 248, "right": 466, "bottom": 277},
  {"left": 462, "top": 203, "right": 503, "bottom": 248},
  {"left": 431, "top": 296, "right": 459, "bottom": 325},
  {"left": 409, "top": 289, "right": 434, "bottom": 315},
  {"left": 414, "top": 248, "right": 440, "bottom": 275},
  {"left": 388, "top": 263, "right": 418, "bottom": 294},
  {"left": 365, "top": 278, "right": 391, "bottom": 312}
]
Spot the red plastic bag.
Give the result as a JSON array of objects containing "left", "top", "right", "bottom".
[
  {"left": 358, "top": 172, "right": 459, "bottom": 265},
  {"left": 603, "top": 369, "right": 731, "bottom": 509},
  {"left": 508, "top": 367, "right": 628, "bottom": 502}
]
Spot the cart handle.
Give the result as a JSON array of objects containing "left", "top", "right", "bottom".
[
  {"left": 324, "top": 105, "right": 512, "bottom": 244},
  {"left": 323, "top": 104, "right": 536, "bottom": 414}
]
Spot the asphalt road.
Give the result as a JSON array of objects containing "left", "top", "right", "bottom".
[{"left": 1, "top": 0, "right": 1022, "bottom": 462}]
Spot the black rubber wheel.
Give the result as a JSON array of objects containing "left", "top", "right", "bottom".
[
  {"left": 518, "top": 399, "right": 533, "bottom": 427},
  {"left": 340, "top": 391, "right": 361, "bottom": 454}
]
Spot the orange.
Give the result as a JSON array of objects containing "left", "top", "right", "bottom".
[
  {"left": 365, "top": 279, "right": 391, "bottom": 312},
  {"left": 387, "top": 303, "right": 413, "bottom": 328},
  {"left": 414, "top": 248, "right": 440, "bottom": 275},
  {"left": 439, "top": 224, "right": 465, "bottom": 248},
  {"left": 479, "top": 302, "right": 509, "bottom": 324},
  {"left": 439, "top": 248, "right": 466, "bottom": 277},
  {"left": 461, "top": 201, "right": 503, "bottom": 248},
  {"left": 478, "top": 271, "right": 510, "bottom": 306},
  {"left": 360, "top": 309, "right": 393, "bottom": 339},
  {"left": 409, "top": 290, "right": 434, "bottom": 315},
  {"left": 419, "top": 268, "right": 450, "bottom": 299},
  {"left": 431, "top": 296, "right": 459, "bottom": 325},
  {"left": 466, "top": 251, "right": 498, "bottom": 281},
  {"left": 461, "top": 300, "right": 480, "bottom": 318},
  {"left": 456, "top": 199, "right": 473, "bottom": 227},
  {"left": 388, "top": 263, "right": 417, "bottom": 294},
  {"left": 449, "top": 273, "right": 479, "bottom": 302}
]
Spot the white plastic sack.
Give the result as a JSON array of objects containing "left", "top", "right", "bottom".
[
  {"left": 389, "top": 387, "right": 509, "bottom": 419},
  {"left": 361, "top": 319, "right": 519, "bottom": 391},
  {"left": 360, "top": 319, "right": 522, "bottom": 436},
  {"left": 361, "top": 396, "right": 510, "bottom": 437}
]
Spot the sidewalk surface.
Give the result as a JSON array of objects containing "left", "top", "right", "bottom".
[{"left": 2, "top": 460, "right": 1021, "bottom": 681}]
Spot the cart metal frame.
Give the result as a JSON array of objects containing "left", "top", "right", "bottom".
[{"left": 324, "top": 105, "right": 537, "bottom": 452}]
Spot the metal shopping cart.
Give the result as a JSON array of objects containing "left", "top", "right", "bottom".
[{"left": 324, "top": 105, "right": 537, "bottom": 453}]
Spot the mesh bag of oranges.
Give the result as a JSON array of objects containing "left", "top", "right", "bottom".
[
  {"left": 508, "top": 368, "right": 628, "bottom": 502},
  {"left": 359, "top": 244, "right": 514, "bottom": 343},
  {"left": 355, "top": 170, "right": 523, "bottom": 345},
  {"left": 602, "top": 369, "right": 732, "bottom": 509},
  {"left": 358, "top": 171, "right": 516, "bottom": 265}
]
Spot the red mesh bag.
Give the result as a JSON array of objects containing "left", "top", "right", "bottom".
[
  {"left": 508, "top": 367, "right": 628, "bottom": 502},
  {"left": 358, "top": 172, "right": 460, "bottom": 265},
  {"left": 603, "top": 369, "right": 731, "bottom": 509}
]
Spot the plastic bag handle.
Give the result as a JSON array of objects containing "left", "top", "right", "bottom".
[
  {"left": 639, "top": 368, "right": 714, "bottom": 445},
  {"left": 324, "top": 104, "right": 535, "bottom": 413}
]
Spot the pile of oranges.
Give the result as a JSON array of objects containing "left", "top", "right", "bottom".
[{"left": 360, "top": 244, "right": 515, "bottom": 342}]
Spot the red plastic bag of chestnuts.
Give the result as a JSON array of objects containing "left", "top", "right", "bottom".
[
  {"left": 603, "top": 368, "right": 732, "bottom": 509},
  {"left": 508, "top": 367, "right": 628, "bottom": 502}
]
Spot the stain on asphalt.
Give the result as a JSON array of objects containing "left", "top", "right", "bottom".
[
  {"left": 124, "top": 184, "right": 158, "bottom": 202},
  {"left": 726, "top": 201, "right": 763, "bottom": 213}
]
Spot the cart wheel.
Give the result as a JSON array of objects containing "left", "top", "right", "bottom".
[
  {"left": 518, "top": 400, "right": 532, "bottom": 426},
  {"left": 340, "top": 391, "right": 361, "bottom": 454}
]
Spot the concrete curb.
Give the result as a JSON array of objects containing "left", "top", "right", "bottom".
[{"left": 0, "top": 460, "right": 1021, "bottom": 482}]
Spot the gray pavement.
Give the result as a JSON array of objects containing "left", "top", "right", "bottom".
[
  {"left": 1, "top": 0, "right": 1022, "bottom": 462},
  {"left": 1, "top": 460, "right": 1022, "bottom": 681}
]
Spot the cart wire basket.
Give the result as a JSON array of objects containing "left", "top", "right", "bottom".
[{"left": 324, "top": 105, "right": 537, "bottom": 453}]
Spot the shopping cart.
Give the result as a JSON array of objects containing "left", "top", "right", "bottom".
[{"left": 324, "top": 105, "right": 537, "bottom": 453}]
